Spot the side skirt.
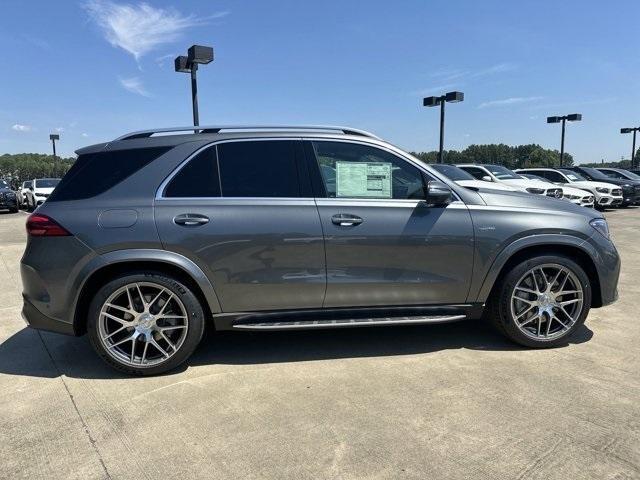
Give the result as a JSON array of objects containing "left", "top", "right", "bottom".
[{"left": 212, "top": 304, "right": 484, "bottom": 332}]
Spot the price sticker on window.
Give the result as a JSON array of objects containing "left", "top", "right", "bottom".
[{"left": 335, "top": 162, "right": 392, "bottom": 198}]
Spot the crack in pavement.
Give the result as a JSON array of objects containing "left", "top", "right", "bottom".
[{"left": 37, "top": 331, "right": 112, "bottom": 480}]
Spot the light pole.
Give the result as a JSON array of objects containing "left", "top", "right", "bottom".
[
  {"left": 175, "top": 45, "right": 214, "bottom": 128},
  {"left": 621, "top": 127, "right": 639, "bottom": 168},
  {"left": 49, "top": 134, "right": 59, "bottom": 160},
  {"left": 423, "top": 91, "right": 464, "bottom": 163},
  {"left": 547, "top": 113, "right": 581, "bottom": 167}
]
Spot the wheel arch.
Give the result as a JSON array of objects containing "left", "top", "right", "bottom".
[
  {"left": 476, "top": 239, "right": 602, "bottom": 309},
  {"left": 73, "top": 251, "right": 221, "bottom": 335}
]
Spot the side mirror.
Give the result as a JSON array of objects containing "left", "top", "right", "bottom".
[
  {"left": 481, "top": 175, "right": 492, "bottom": 182},
  {"left": 424, "top": 181, "right": 453, "bottom": 206}
]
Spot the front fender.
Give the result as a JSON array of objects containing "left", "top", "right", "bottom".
[{"left": 471, "top": 233, "right": 594, "bottom": 303}]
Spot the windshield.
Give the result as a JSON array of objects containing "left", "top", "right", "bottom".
[
  {"left": 521, "top": 174, "right": 546, "bottom": 182},
  {"left": 579, "top": 167, "right": 610, "bottom": 181},
  {"left": 431, "top": 164, "right": 475, "bottom": 181},
  {"left": 559, "top": 169, "right": 586, "bottom": 181},
  {"left": 486, "top": 165, "right": 520, "bottom": 180},
  {"left": 0, "top": 180, "right": 8, "bottom": 189},
  {"left": 35, "top": 179, "right": 60, "bottom": 188}
]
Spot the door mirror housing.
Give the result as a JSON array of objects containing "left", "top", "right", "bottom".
[
  {"left": 481, "top": 175, "right": 492, "bottom": 182},
  {"left": 424, "top": 181, "right": 453, "bottom": 206}
]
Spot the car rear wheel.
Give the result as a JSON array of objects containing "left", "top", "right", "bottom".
[
  {"left": 488, "top": 255, "right": 591, "bottom": 348},
  {"left": 87, "top": 272, "right": 205, "bottom": 375}
]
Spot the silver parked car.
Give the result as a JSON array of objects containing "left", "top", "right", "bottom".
[{"left": 20, "top": 126, "right": 621, "bottom": 375}]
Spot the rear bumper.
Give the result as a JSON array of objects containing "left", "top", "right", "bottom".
[{"left": 22, "top": 296, "right": 76, "bottom": 335}]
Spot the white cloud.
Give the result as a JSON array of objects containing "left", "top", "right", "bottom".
[
  {"left": 119, "top": 76, "right": 151, "bottom": 97},
  {"left": 81, "top": 133, "right": 89, "bottom": 137},
  {"left": 11, "top": 124, "right": 32, "bottom": 132},
  {"left": 155, "top": 53, "right": 175, "bottom": 68},
  {"left": 414, "top": 83, "right": 460, "bottom": 96},
  {"left": 55, "top": 127, "right": 65, "bottom": 132},
  {"left": 83, "top": 0, "right": 228, "bottom": 61},
  {"left": 429, "top": 63, "right": 517, "bottom": 83},
  {"left": 478, "top": 96, "right": 544, "bottom": 109}
]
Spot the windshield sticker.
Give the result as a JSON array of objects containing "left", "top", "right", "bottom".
[{"left": 336, "top": 162, "right": 392, "bottom": 198}]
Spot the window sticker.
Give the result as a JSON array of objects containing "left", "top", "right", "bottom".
[{"left": 335, "top": 161, "right": 392, "bottom": 198}]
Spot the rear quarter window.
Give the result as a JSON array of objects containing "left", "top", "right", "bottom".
[{"left": 48, "top": 146, "right": 171, "bottom": 201}]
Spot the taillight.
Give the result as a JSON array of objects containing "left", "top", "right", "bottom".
[{"left": 26, "top": 214, "right": 71, "bottom": 237}]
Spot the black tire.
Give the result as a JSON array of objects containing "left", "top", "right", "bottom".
[
  {"left": 87, "top": 272, "right": 206, "bottom": 375},
  {"left": 487, "top": 254, "right": 591, "bottom": 348}
]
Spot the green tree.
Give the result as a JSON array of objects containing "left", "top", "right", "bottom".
[{"left": 0, "top": 153, "right": 75, "bottom": 189}]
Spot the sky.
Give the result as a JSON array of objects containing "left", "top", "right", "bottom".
[{"left": 0, "top": 0, "right": 638, "bottom": 163}]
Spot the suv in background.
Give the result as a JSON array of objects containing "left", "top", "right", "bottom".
[
  {"left": 21, "top": 126, "right": 620, "bottom": 375},
  {"left": 0, "top": 178, "right": 18, "bottom": 213},
  {"left": 429, "top": 164, "right": 517, "bottom": 192},
  {"left": 22, "top": 178, "right": 61, "bottom": 210},
  {"left": 564, "top": 166, "right": 640, "bottom": 207},
  {"left": 457, "top": 164, "right": 564, "bottom": 198},
  {"left": 519, "top": 173, "right": 594, "bottom": 208},
  {"left": 516, "top": 168, "right": 622, "bottom": 209}
]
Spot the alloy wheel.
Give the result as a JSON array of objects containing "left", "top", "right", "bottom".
[
  {"left": 510, "top": 263, "right": 584, "bottom": 340},
  {"left": 97, "top": 282, "right": 189, "bottom": 368}
]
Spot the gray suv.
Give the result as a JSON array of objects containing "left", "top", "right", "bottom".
[{"left": 21, "top": 126, "right": 621, "bottom": 375}]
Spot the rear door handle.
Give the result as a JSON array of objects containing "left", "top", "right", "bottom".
[
  {"left": 331, "top": 214, "right": 363, "bottom": 227},
  {"left": 174, "top": 213, "right": 209, "bottom": 226}
]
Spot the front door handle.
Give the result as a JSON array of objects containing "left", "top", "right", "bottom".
[
  {"left": 174, "top": 213, "right": 210, "bottom": 226},
  {"left": 331, "top": 214, "right": 363, "bottom": 227}
]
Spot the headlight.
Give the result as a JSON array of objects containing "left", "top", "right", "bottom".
[
  {"left": 595, "top": 187, "right": 609, "bottom": 193},
  {"left": 526, "top": 187, "right": 545, "bottom": 194},
  {"left": 590, "top": 218, "right": 610, "bottom": 239}
]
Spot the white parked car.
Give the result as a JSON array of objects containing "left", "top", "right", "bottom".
[
  {"left": 515, "top": 168, "right": 622, "bottom": 209},
  {"left": 22, "top": 178, "right": 60, "bottom": 210},
  {"left": 519, "top": 173, "right": 595, "bottom": 208},
  {"left": 429, "top": 164, "right": 518, "bottom": 191},
  {"left": 456, "top": 164, "right": 564, "bottom": 198}
]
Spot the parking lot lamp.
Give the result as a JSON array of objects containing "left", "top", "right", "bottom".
[
  {"left": 174, "top": 45, "right": 214, "bottom": 128},
  {"left": 423, "top": 91, "right": 464, "bottom": 163},
  {"left": 49, "top": 134, "right": 59, "bottom": 160},
  {"left": 621, "top": 127, "right": 640, "bottom": 169},
  {"left": 547, "top": 114, "right": 582, "bottom": 167}
]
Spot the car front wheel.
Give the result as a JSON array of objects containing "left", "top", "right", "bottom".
[
  {"left": 87, "top": 272, "right": 205, "bottom": 375},
  {"left": 489, "top": 255, "right": 591, "bottom": 348}
]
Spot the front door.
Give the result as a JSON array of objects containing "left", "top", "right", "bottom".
[
  {"left": 156, "top": 139, "right": 326, "bottom": 312},
  {"left": 306, "top": 140, "right": 474, "bottom": 308}
]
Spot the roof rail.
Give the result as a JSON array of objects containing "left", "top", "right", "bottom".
[{"left": 114, "top": 125, "right": 382, "bottom": 142}]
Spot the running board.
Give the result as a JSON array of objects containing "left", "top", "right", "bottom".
[{"left": 232, "top": 314, "right": 466, "bottom": 331}]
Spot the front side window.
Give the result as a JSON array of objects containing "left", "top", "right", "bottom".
[
  {"left": 35, "top": 179, "right": 59, "bottom": 189},
  {"left": 217, "top": 140, "right": 301, "bottom": 197},
  {"left": 311, "top": 141, "right": 426, "bottom": 200}
]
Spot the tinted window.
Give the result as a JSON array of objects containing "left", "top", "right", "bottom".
[
  {"left": 577, "top": 167, "right": 609, "bottom": 181},
  {"left": 600, "top": 169, "right": 624, "bottom": 179},
  {"left": 460, "top": 167, "right": 489, "bottom": 181},
  {"left": 165, "top": 147, "right": 220, "bottom": 197},
  {"left": 34, "top": 179, "right": 60, "bottom": 188},
  {"left": 0, "top": 180, "right": 8, "bottom": 188},
  {"left": 311, "top": 141, "right": 426, "bottom": 199},
  {"left": 217, "top": 141, "right": 301, "bottom": 197},
  {"left": 49, "top": 147, "right": 171, "bottom": 202},
  {"left": 431, "top": 164, "right": 474, "bottom": 181},
  {"left": 546, "top": 171, "right": 568, "bottom": 183}
]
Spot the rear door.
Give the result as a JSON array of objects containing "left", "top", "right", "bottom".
[
  {"left": 306, "top": 139, "right": 474, "bottom": 308},
  {"left": 155, "top": 139, "right": 326, "bottom": 312}
]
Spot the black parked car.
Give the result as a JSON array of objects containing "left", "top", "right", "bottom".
[
  {"left": 563, "top": 166, "right": 640, "bottom": 206},
  {"left": 0, "top": 179, "right": 19, "bottom": 213}
]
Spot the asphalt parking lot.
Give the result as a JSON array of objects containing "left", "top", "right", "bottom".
[{"left": 1, "top": 208, "right": 639, "bottom": 480}]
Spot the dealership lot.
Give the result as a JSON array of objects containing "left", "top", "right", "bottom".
[{"left": 1, "top": 209, "right": 639, "bottom": 479}]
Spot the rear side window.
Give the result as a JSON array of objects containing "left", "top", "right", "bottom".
[
  {"left": 49, "top": 147, "right": 171, "bottom": 202},
  {"left": 164, "top": 147, "right": 220, "bottom": 197},
  {"left": 217, "top": 141, "right": 301, "bottom": 197}
]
